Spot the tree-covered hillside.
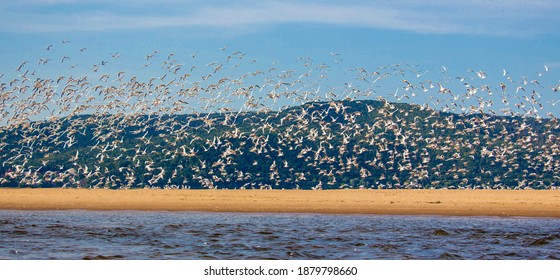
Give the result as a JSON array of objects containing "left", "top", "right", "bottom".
[{"left": 1, "top": 99, "right": 559, "bottom": 189}]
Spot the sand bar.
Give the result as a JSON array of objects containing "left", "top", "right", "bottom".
[{"left": 0, "top": 189, "right": 559, "bottom": 217}]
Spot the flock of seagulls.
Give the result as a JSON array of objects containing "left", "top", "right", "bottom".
[{"left": 0, "top": 40, "right": 559, "bottom": 190}]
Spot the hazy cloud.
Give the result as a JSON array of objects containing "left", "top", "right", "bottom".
[{"left": 1, "top": 0, "right": 558, "bottom": 36}]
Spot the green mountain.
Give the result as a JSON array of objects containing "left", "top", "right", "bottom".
[{"left": 1, "top": 99, "right": 559, "bottom": 189}]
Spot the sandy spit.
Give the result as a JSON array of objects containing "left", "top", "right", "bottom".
[{"left": 0, "top": 189, "right": 559, "bottom": 217}]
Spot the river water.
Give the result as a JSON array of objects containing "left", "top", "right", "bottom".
[{"left": 0, "top": 210, "right": 558, "bottom": 260}]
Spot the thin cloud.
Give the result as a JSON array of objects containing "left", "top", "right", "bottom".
[{"left": 1, "top": 1, "right": 558, "bottom": 36}]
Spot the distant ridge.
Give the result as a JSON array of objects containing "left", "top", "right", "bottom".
[{"left": 1, "top": 99, "right": 559, "bottom": 189}]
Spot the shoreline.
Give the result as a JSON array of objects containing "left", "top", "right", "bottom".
[{"left": 0, "top": 189, "right": 559, "bottom": 218}]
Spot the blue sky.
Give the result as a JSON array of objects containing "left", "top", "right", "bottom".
[{"left": 1, "top": 0, "right": 559, "bottom": 116}]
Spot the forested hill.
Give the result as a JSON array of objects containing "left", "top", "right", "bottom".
[{"left": 1, "top": 99, "right": 559, "bottom": 189}]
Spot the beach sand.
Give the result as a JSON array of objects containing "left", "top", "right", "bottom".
[{"left": 0, "top": 189, "right": 559, "bottom": 217}]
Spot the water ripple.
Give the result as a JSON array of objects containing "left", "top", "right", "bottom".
[{"left": 0, "top": 210, "right": 559, "bottom": 259}]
